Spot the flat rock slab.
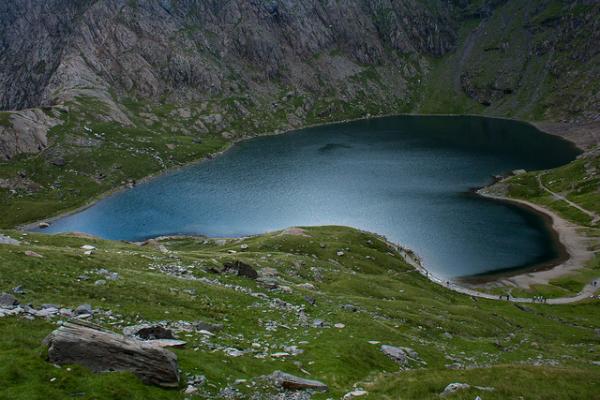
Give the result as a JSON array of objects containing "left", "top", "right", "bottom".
[
  {"left": 270, "top": 371, "right": 328, "bottom": 391},
  {"left": 43, "top": 322, "right": 179, "bottom": 387}
]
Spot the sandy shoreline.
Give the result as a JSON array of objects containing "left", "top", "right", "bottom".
[{"left": 472, "top": 190, "right": 597, "bottom": 289}]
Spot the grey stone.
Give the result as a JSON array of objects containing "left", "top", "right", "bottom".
[
  {"left": 269, "top": 371, "right": 328, "bottom": 391},
  {"left": 75, "top": 304, "right": 93, "bottom": 315},
  {"left": 123, "top": 324, "right": 176, "bottom": 340},
  {"left": 341, "top": 304, "right": 358, "bottom": 312},
  {"left": 0, "top": 293, "right": 19, "bottom": 308},
  {"left": 222, "top": 260, "right": 258, "bottom": 279},
  {"left": 43, "top": 321, "right": 179, "bottom": 387},
  {"left": 440, "top": 382, "right": 470, "bottom": 397},
  {"left": 0, "top": 234, "right": 20, "bottom": 245},
  {"left": 380, "top": 345, "right": 419, "bottom": 366}
]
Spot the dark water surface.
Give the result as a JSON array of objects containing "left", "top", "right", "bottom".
[{"left": 41, "top": 116, "right": 580, "bottom": 278}]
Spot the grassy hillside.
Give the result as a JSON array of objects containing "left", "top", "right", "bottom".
[
  {"left": 1, "top": 226, "right": 599, "bottom": 399},
  {"left": 0, "top": 1, "right": 599, "bottom": 398}
]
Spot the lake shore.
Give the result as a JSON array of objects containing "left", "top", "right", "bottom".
[
  {"left": 468, "top": 189, "right": 597, "bottom": 290},
  {"left": 22, "top": 113, "right": 583, "bottom": 231},
  {"left": 19, "top": 113, "right": 598, "bottom": 298}
]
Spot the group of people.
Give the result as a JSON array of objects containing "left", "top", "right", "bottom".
[{"left": 532, "top": 296, "right": 547, "bottom": 303}]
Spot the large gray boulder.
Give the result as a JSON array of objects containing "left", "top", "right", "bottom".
[{"left": 43, "top": 322, "right": 180, "bottom": 387}]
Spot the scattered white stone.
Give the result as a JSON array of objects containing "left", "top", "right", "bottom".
[
  {"left": 240, "top": 244, "right": 249, "bottom": 250},
  {"left": 81, "top": 245, "right": 96, "bottom": 250},
  {"left": 0, "top": 234, "right": 20, "bottom": 245},
  {"left": 441, "top": 383, "right": 471, "bottom": 397},
  {"left": 344, "top": 389, "right": 368, "bottom": 399},
  {"left": 297, "top": 283, "right": 316, "bottom": 290},
  {"left": 334, "top": 323, "right": 346, "bottom": 329},
  {"left": 225, "top": 348, "right": 244, "bottom": 357},
  {"left": 184, "top": 385, "right": 198, "bottom": 395},
  {"left": 336, "top": 251, "right": 345, "bottom": 257}
]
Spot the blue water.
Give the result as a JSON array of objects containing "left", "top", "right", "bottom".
[{"left": 40, "top": 116, "right": 580, "bottom": 278}]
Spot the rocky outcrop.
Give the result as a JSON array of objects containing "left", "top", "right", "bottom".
[
  {"left": 43, "top": 321, "right": 180, "bottom": 387},
  {"left": 0, "top": 0, "right": 458, "bottom": 159},
  {"left": 0, "top": 108, "right": 60, "bottom": 160},
  {"left": 0, "top": 0, "right": 597, "bottom": 163},
  {"left": 223, "top": 260, "right": 259, "bottom": 279}
]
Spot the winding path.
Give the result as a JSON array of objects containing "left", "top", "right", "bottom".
[{"left": 537, "top": 174, "right": 600, "bottom": 224}]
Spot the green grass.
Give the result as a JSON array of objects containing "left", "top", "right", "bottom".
[
  {"left": 0, "top": 226, "right": 599, "bottom": 399},
  {"left": 0, "top": 112, "right": 11, "bottom": 127}
]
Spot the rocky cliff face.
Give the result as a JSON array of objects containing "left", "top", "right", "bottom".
[
  {"left": 0, "top": 0, "right": 454, "bottom": 110},
  {"left": 0, "top": 0, "right": 462, "bottom": 160},
  {"left": 0, "top": 0, "right": 598, "bottom": 160}
]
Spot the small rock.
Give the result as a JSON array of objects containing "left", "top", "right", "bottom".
[
  {"left": 283, "top": 345, "right": 303, "bottom": 356},
  {"left": 312, "top": 319, "right": 326, "bottom": 328},
  {"left": 225, "top": 348, "right": 244, "bottom": 357},
  {"left": 38, "top": 222, "right": 50, "bottom": 229},
  {"left": 344, "top": 389, "right": 368, "bottom": 399},
  {"left": 24, "top": 250, "right": 43, "bottom": 258},
  {"left": 380, "top": 345, "right": 419, "bottom": 366},
  {"left": 341, "top": 304, "right": 358, "bottom": 312},
  {"left": 336, "top": 251, "right": 345, "bottom": 257},
  {"left": 12, "top": 286, "right": 25, "bottom": 294},
  {"left": 297, "top": 283, "right": 316, "bottom": 290},
  {"left": 441, "top": 383, "right": 470, "bottom": 397},
  {"left": 124, "top": 324, "right": 176, "bottom": 340},
  {"left": 222, "top": 260, "right": 258, "bottom": 279},
  {"left": 334, "top": 323, "right": 345, "bottom": 329},
  {"left": 240, "top": 244, "right": 249, "bottom": 250},
  {"left": 74, "top": 304, "right": 93, "bottom": 316},
  {"left": 81, "top": 245, "right": 96, "bottom": 250},
  {"left": 0, "top": 293, "right": 19, "bottom": 308},
  {"left": 258, "top": 267, "right": 278, "bottom": 278},
  {"left": 94, "top": 280, "right": 106, "bottom": 286},
  {"left": 194, "top": 321, "right": 223, "bottom": 333},
  {"left": 304, "top": 296, "right": 316, "bottom": 306},
  {"left": 0, "top": 234, "right": 20, "bottom": 245},
  {"left": 184, "top": 385, "right": 198, "bottom": 395}
]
